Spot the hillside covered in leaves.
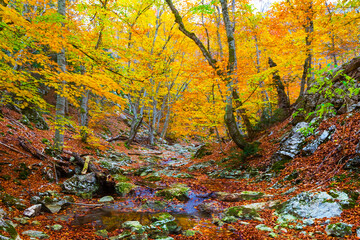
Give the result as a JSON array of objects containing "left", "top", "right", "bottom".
[{"left": 0, "top": 0, "right": 360, "bottom": 239}]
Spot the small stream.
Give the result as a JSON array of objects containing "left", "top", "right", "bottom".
[{"left": 62, "top": 145, "right": 214, "bottom": 234}]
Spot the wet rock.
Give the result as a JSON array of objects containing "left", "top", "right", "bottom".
[
  {"left": 302, "top": 126, "right": 335, "bottom": 156},
  {"left": 155, "top": 184, "right": 190, "bottom": 201},
  {"left": 122, "top": 221, "right": 143, "bottom": 230},
  {"left": 197, "top": 201, "right": 220, "bottom": 214},
  {"left": 151, "top": 213, "right": 174, "bottom": 222},
  {"left": 271, "top": 122, "right": 308, "bottom": 164},
  {"left": 22, "top": 230, "right": 49, "bottom": 239},
  {"left": 23, "top": 204, "right": 42, "bottom": 217},
  {"left": 278, "top": 191, "right": 356, "bottom": 219},
  {"left": 141, "top": 201, "right": 167, "bottom": 211},
  {"left": 115, "top": 182, "right": 136, "bottom": 197},
  {"left": 62, "top": 172, "right": 99, "bottom": 198},
  {"left": 325, "top": 222, "right": 352, "bottom": 237},
  {"left": 99, "top": 196, "right": 114, "bottom": 203},
  {"left": 188, "top": 160, "right": 215, "bottom": 172}
]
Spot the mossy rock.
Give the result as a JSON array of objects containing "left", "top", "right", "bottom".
[
  {"left": 145, "top": 175, "right": 162, "bottom": 182},
  {"left": 115, "top": 182, "right": 135, "bottom": 197},
  {"left": 155, "top": 184, "right": 190, "bottom": 201},
  {"left": 224, "top": 206, "right": 260, "bottom": 220},
  {"left": 151, "top": 212, "right": 175, "bottom": 222},
  {"left": 0, "top": 193, "right": 26, "bottom": 210},
  {"left": 22, "top": 106, "right": 49, "bottom": 130},
  {"left": 113, "top": 174, "right": 130, "bottom": 182},
  {"left": 325, "top": 222, "right": 352, "bottom": 237},
  {"left": 193, "top": 144, "right": 212, "bottom": 159},
  {"left": 0, "top": 220, "right": 18, "bottom": 239}
]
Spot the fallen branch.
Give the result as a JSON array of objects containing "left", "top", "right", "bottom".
[
  {"left": 106, "top": 135, "right": 128, "bottom": 142},
  {"left": 18, "top": 136, "right": 46, "bottom": 160},
  {"left": 0, "top": 141, "right": 31, "bottom": 157}
]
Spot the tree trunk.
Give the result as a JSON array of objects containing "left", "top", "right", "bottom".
[
  {"left": 268, "top": 57, "right": 290, "bottom": 112},
  {"left": 54, "top": 0, "right": 66, "bottom": 152},
  {"left": 80, "top": 89, "right": 89, "bottom": 142},
  {"left": 299, "top": 2, "right": 314, "bottom": 97},
  {"left": 165, "top": 0, "right": 249, "bottom": 150},
  {"left": 127, "top": 115, "right": 143, "bottom": 145}
]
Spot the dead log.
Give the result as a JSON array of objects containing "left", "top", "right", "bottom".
[
  {"left": 18, "top": 136, "right": 46, "bottom": 160},
  {"left": 106, "top": 135, "right": 128, "bottom": 142},
  {"left": 63, "top": 150, "right": 116, "bottom": 194}
]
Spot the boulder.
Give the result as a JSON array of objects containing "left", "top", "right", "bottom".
[
  {"left": 271, "top": 122, "right": 308, "bottom": 164},
  {"left": 23, "top": 204, "right": 42, "bottom": 217},
  {"left": 115, "top": 182, "right": 135, "bottom": 197},
  {"left": 278, "top": 191, "right": 357, "bottom": 219},
  {"left": 197, "top": 201, "right": 220, "bottom": 214},
  {"left": 224, "top": 206, "right": 260, "bottom": 220},
  {"left": 302, "top": 126, "right": 335, "bottom": 156},
  {"left": 22, "top": 106, "right": 49, "bottom": 130},
  {"left": 62, "top": 173, "right": 99, "bottom": 197},
  {"left": 99, "top": 196, "right": 114, "bottom": 203},
  {"left": 155, "top": 184, "right": 190, "bottom": 201},
  {"left": 122, "top": 221, "right": 144, "bottom": 233},
  {"left": 30, "top": 191, "right": 73, "bottom": 214},
  {"left": 325, "top": 223, "right": 352, "bottom": 237}
]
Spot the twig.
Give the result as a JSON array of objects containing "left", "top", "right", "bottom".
[{"left": 0, "top": 141, "right": 31, "bottom": 157}]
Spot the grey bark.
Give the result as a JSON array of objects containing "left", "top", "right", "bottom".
[
  {"left": 299, "top": 2, "right": 314, "bottom": 97},
  {"left": 165, "top": 0, "right": 249, "bottom": 149},
  {"left": 268, "top": 57, "right": 291, "bottom": 112},
  {"left": 54, "top": 0, "right": 66, "bottom": 152}
]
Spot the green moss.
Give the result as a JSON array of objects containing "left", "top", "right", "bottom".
[
  {"left": 115, "top": 182, "right": 135, "bottom": 197},
  {"left": 15, "top": 163, "right": 30, "bottom": 180},
  {"left": 155, "top": 184, "right": 190, "bottom": 201},
  {"left": 271, "top": 158, "right": 292, "bottom": 173},
  {"left": 113, "top": 174, "right": 129, "bottom": 182}
]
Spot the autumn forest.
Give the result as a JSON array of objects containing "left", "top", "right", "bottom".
[{"left": 0, "top": 0, "right": 360, "bottom": 239}]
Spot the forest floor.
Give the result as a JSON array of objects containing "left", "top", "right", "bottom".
[{"left": 0, "top": 106, "right": 360, "bottom": 239}]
